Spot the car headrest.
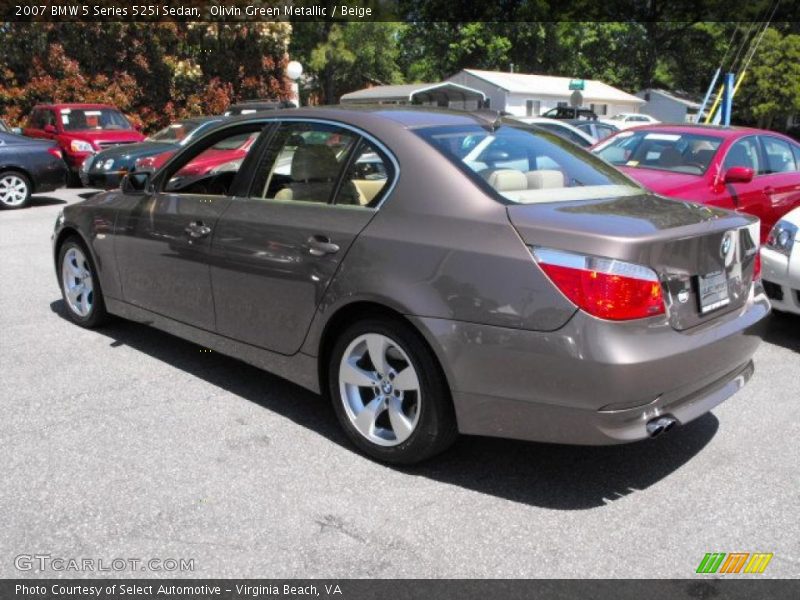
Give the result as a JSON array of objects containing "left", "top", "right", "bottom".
[
  {"left": 526, "top": 170, "right": 565, "bottom": 189},
  {"left": 291, "top": 144, "right": 339, "bottom": 182},
  {"left": 658, "top": 146, "right": 683, "bottom": 167},
  {"left": 484, "top": 169, "right": 527, "bottom": 192}
]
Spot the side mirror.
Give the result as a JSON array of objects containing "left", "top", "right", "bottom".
[
  {"left": 724, "top": 166, "right": 754, "bottom": 184},
  {"left": 44, "top": 124, "right": 57, "bottom": 134},
  {"left": 121, "top": 172, "right": 150, "bottom": 194}
]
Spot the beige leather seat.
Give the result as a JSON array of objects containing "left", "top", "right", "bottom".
[
  {"left": 274, "top": 144, "right": 348, "bottom": 203},
  {"left": 353, "top": 179, "right": 386, "bottom": 206},
  {"left": 525, "top": 169, "right": 564, "bottom": 189},
  {"left": 483, "top": 169, "right": 528, "bottom": 192}
]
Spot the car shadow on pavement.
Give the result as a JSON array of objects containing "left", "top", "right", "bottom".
[
  {"left": 50, "top": 299, "right": 719, "bottom": 511},
  {"left": 759, "top": 311, "right": 800, "bottom": 353},
  {"left": 28, "top": 196, "right": 67, "bottom": 207}
]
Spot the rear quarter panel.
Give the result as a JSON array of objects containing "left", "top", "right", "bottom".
[{"left": 300, "top": 122, "right": 578, "bottom": 357}]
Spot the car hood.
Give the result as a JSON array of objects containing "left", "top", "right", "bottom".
[
  {"left": 60, "top": 129, "right": 146, "bottom": 145},
  {"left": 616, "top": 166, "right": 708, "bottom": 198}
]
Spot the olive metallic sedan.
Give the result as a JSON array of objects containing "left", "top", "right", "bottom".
[{"left": 52, "top": 107, "right": 769, "bottom": 464}]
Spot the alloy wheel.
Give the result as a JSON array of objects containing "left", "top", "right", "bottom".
[
  {"left": 0, "top": 174, "right": 28, "bottom": 207},
  {"left": 61, "top": 246, "right": 94, "bottom": 317},
  {"left": 338, "top": 333, "right": 421, "bottom": 447}
]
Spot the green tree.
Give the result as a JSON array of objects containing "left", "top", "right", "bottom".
[
  {"left": 290, "top": 21, "right": 403, "bottom": 104},
  {"left": 736, "top": 28, "right": 800, "bottom": 128}
]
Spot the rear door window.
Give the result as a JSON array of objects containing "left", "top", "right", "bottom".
[
  {"left": 335, "top": 140, "right": 394, "bottom": 208},
  {"left": 252, "top": 122, "right": 358, "bottom": 204},
  {"left": 760, "top": 136, "right": 797, "bottom": 173}
]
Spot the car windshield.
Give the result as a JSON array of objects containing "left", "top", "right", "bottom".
[
  {"left": 594, "top": 130, "right": 723, "bottom": 175},
  {"left": 210, "top": 132, "right": 257, "bottom": 151},
  {"left": 59, "top": 108, "right": 131, "bottom": 131},
  {"left": 148, "top": 121, "right": 208, "bottom": 144},
  {"left": 416, "top": 124, "right": 641, "bottom": 204}
]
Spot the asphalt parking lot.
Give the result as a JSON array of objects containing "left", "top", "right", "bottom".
[{"left": 1, "top": 188, "right": 799, "bottom": 579}]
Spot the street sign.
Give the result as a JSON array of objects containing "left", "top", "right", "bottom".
[
  {"left": 569, "top": 79, "right": 585, "bottom": 91},
  {"left": 569, "top": 90, "right": 583, "bottom": 108}
]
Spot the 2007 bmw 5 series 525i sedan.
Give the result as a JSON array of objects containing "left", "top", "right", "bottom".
[{"left": 52, "top": 107, "right": 769, "bottom": 464}]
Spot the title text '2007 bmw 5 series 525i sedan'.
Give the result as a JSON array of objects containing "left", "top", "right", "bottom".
[{"left": 52, "top": 107, "right": 769, "bottom": 464}]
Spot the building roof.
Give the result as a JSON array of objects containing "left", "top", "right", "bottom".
[
  {"left": 454, "top": 69, "right": 645, "bottom": 105},
  {"left": 638, "top": 88, "right": 703, "bottom": 110},
  {"left": 340, "top": 82, "right": 486, "bottom": 103}
]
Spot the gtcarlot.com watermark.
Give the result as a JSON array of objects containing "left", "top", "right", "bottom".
[{"left": 15, "top": 554, "right": 194, "bottom": 573}]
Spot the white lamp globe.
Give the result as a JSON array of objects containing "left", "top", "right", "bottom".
[{"left": 286, "top": 61, "right": 303, "bottom": 81}]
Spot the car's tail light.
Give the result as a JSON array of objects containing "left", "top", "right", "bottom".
[
  {"left": 531, "top": 247, "right": 665, "bottom": 321},
  {"left": 47, "top": 147, "right": 63, "bottom": 160}
]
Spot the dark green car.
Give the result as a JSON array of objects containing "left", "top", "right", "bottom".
[{"left": 80, "top": 116, "right": 225, "bottom": 189}]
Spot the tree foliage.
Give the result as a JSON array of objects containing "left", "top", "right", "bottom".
[
  {"left": 3, "top": 18, "right": 800, "bottom": 132},
  {"left": 0, "top": 22, "right": 293, "bottom": 131}
]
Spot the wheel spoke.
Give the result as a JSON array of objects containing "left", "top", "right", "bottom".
[
  {"left": 365, "top": 334, "right": 390, "bottom": 376},
  {"left": 66, "top": 284, "right": 82, "bottom": 304},
  {"left": 354, "top": 396, "right": 384, "bottom": 438},
  {"left": 387, "top": 396, "right": 414, "bottom": 442},
  {"left": 340, "top": 358, "right": 379, "bottom": 387},
  {"left": 392, "top": 365, "right": 419, "bottom": 392}
]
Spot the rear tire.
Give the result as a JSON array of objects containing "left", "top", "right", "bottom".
[
  {"left": 0, "top": 171, "right": 32, "bottom": 209},
  {"left": 328, "top": 317, "right": 458, "bottom": 464},
  {"left": 57, "top": 236, "right": 109, "bottom": 328}
]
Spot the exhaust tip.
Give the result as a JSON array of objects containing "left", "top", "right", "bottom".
[{"left": 647, "top": 415, "right": 677, "bottom": 438}]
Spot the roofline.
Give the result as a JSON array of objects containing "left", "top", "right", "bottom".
[
  {"left": 459, "top": 69, "right": 645, "bottom": 104},
  {"left": 410, "top": 82, "right": 487, "bottom": 101}
]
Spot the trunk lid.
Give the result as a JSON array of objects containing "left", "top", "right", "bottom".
[{"left": 507, "top": 193, "right": 760, "bottom": 330}]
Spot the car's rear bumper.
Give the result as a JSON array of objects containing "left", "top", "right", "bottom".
[
  {"left": 762, "top": 246, "right": 800, "bottom": 315},
  {"left": 34, "top": 160, "right": 68, "bottom": 194},
  {"left": 410, "top": 288, "right": 769, "bottom": 445}
]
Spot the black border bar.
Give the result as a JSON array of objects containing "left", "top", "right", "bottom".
[
  {"left": 2, "top": 579, "right": 800, "bottom": 600},
  {"left": 1, "top": 0, "right": 799, "bottom": 22}
]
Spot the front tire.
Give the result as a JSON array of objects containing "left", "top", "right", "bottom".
[
  {"left": 0, "top": 171, "right": 31, "bottom": 209},
  {"left": 328, "top": 318, "right": 458, "bottom": 464},
  {"left": 57, "top": 237, "right": 109, "bottom": 328}
]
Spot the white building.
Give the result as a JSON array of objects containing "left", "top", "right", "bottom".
[
  {"left": 446, "top": 69, "right": 645, "bottom": 118},
  {"left": 340, "top": 82, "right": 486, "bottom": 109},
  {"left": 635, "top": 88, "right": 704, "bottom": 123}
]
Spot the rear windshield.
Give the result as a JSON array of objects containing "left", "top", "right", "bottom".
[
  {"left": 60, "top": 108, "right": 131, "bottom": 131},
  {"left": 594, "top": 130, "right": 723, "bottom": 175},
  {"left": 416, "top": 123, "right": 641, "bottom": 204}
]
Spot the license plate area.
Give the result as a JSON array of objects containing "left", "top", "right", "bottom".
[{"left": 696, "top": 270, "right": 730, "bottom": 314}]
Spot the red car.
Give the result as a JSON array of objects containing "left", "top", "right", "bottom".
[
  {"left": 135, "top": 131, "right": 257, "bottom": 176},
  {"left": 593, "top": 125, "right": 800, "bottom": 242},
  {"left": 23, "top": 103, "right": 145, "bottom": 182}
]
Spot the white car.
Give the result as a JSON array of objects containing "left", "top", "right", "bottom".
[
  {"left": 601, "top": 113, "right": 661, "bottom": 129},
  {"left": 761, "top": 207, "right": 800, "bottom": 315},
  {"left": 514, "top": 117, "right": 596, "bottom": 147}
]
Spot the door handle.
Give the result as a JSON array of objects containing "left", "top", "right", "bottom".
[
  {"left": 763, "top": 186, "right": 775, "bottom": 195},
  {"left": 308, "top": 235, "right": 340, "bottom": 256},
  {"left": 185, "top": 221, "right": 212, "bottom": 239}
]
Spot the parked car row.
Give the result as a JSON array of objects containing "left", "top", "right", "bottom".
[{"left": 0, "top": 99, "right": 293, "bottom": 208}]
